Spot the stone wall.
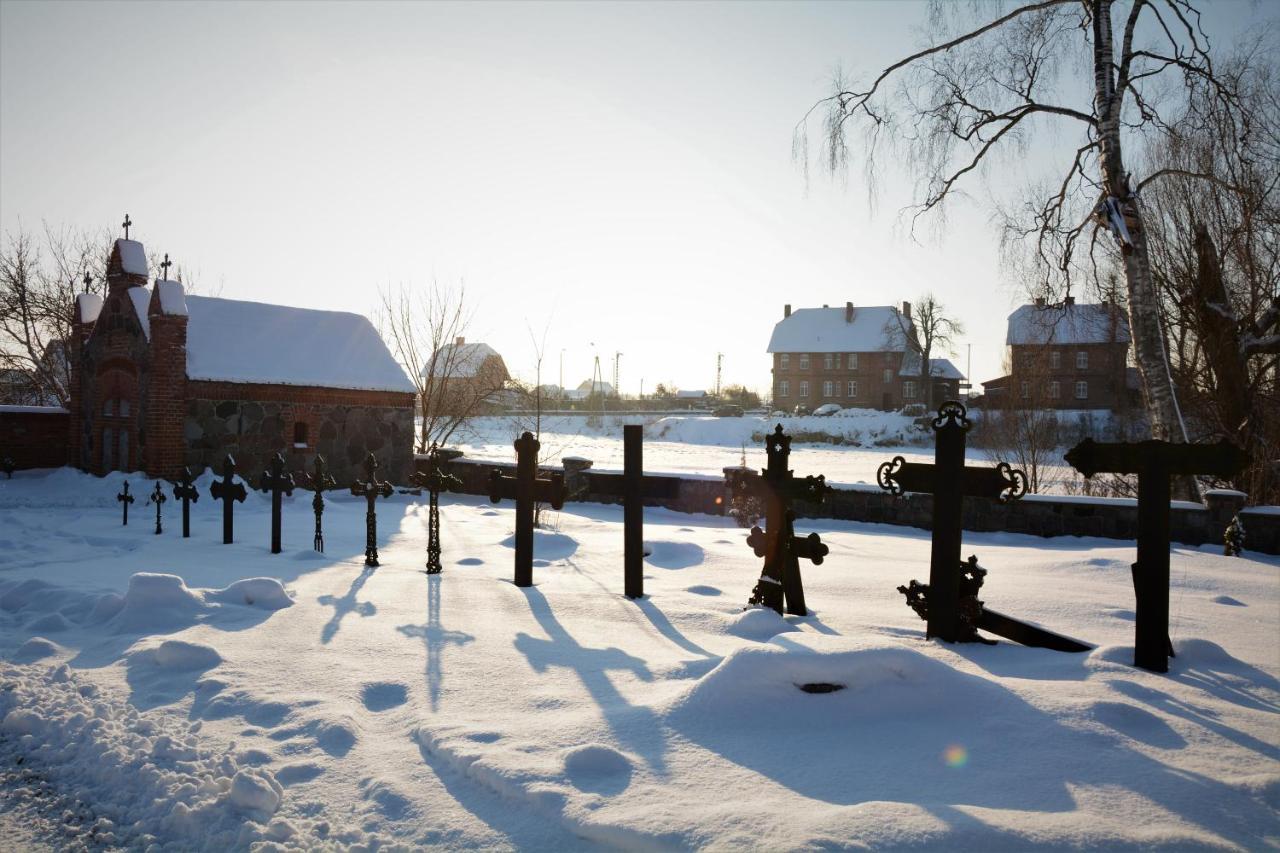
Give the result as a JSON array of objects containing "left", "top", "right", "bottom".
[{"left": 0, "top": 407, "right": 71, "bottom": 470}]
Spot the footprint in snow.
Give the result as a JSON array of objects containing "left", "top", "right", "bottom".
[
  {"left": 1212, "top": 595, "right": 1246, "bottom": 606},
  {"left": 276, "top": 763, "right": 326, "bottom": 786},
  {"left": 564, "top": 745, "right": 633, "bottom": 795},
  {"left": 361, "top": 682, "right": 409, "bottom": 712},
  {"left": 686, "top": 585, "right": 721, "bottom": 596},
  {"left": 456, "top": 557, "right": 483, "bottom": 566}
]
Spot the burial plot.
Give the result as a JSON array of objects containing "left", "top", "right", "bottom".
[
  {"left": 878, "top": 401, "right": 1086, "bottom": 651},
  {"left": 1065, "top": 437, "right": 1247, "bottom": 673},
  {"left": 117, "top": 481, "right": 135, "bottom": 525},
  {"left": 740, "top": 424, "right": 830, "bottom": 616},
  {"left": 146, "top": 481, "right": 167, "bottom": 535},
  {"left": 351, "top": 452, "right": 395, "bottom": 567},
  {"left": 305, "top": 455, "right": 337, "bottom": 553},
  {"left": 258, "top": 452, "right": 296, "bottom": 554},
  {"left": 410, "top": 443, "right": 462, "bottom": 574},
  {"left": 586, "top": 425, "right": 681, "bottom": 599},
  {"left": 488, "top": 431, "right": 567, "bottom": 588},
  {"left": 210, "top": 454, "right": 248, "bottom": 545},
  {"left": 172, "top": 467, "right": 199, "bottom": 539}
]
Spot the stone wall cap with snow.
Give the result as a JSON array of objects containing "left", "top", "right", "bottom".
[
  {"left": 113, "top": 239, "right": 149, "bottom": 277},
  {"left": 0, "top": 404, "right": 69, "bottom": 414},
  {"left": 154, "top": 280, "right": 188, "bottom": 316}
]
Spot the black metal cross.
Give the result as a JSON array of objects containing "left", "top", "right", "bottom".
[
  {"left": 351, "top": 452, "right": 395, "bottom": 566},
  {"left": 146, "top": 481, "right": 167, "bottom": 535},
  {"left": 587, "top": 424, "right": 681, "bottom": 599},
  {"left": 2, "top": 456, "right": 14, "bottom": 479},
  {"left": 1065, "top": 437, "right": 1247, "bottom": 673},
  {"left": 738, "top": 424, "right": 830, "bottom": 616},
  {"left": 82, "top": 271, "right": 92, "bottom": 291},
  {"left": 877, "top": 401, "right": 1027, "bottom": 643},
  {"left": 488, "top": 432, "right": 567, "bottom": 588},
  {"left": 259, "top": 452, "right": 295, "bottom": 554},
  {"left": 122, "top": 213, "right": 131, "bottom": 239},
  {"left": 209, "top": 454, "right": 247, "bottom": 544},
  {"left": 305, "top": 455, "right": 337, "bottom": 552},
  {"left": 410, "top": 443, "right": 462, "bottom": 574},
  {"left": 160, "top": 253, "right": 172, "bottom": 278},
  {"left": 172, "top": 467, "right": 199, "bottom": 538},
  {"left": 117, "top": 481, "right": 135, "bottom": 525}
]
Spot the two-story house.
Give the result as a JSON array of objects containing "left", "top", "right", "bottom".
[
  {"left": 981, "top": 297, "right": 1133, "bottom": 411},
  {"left": 768, "top": 302, "right": 945, "bottom": 412}
]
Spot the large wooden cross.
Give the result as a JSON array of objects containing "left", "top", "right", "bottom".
[
  {"left": 1065, "top": 437, "right": 1247, "bottom": 673},
  {"left": 258, "top": 452, "right": 295, "bottom": 554},
  {"left": 351, "top": 452, "right": 394, "bottom": 566},
  {"left": 210, "top": 454, "right": 247, "bottom": 544},
  {"left": 488, "top": 431, "right": 567, "bottom": 588},
  {"left": 410, "top": 443, "right": 462, "bottom": 574},
  {"left": 172, "top": 466, "right": 199, "bottom": 539},
  {"left": 586, "top": 424, "right": 682, "bottom": 599},
  {"left": 877, "top": 401, "right": 1027, "bottom": 643},
  {"left": 117, "top": 480, "right": 135, "bottom": 525},
  {"left": 305, "top": 455, "right": 337, "bottom": 552},
  {"left": 146, "top": 481, "right": 166, "bottom": 535},
  {"left": 742, "top": 424, "right": 830, "bottom": 616}
]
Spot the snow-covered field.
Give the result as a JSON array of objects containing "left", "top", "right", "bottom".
[{"left": 1, "top": 467, "right": 1278, "bottom": 850}]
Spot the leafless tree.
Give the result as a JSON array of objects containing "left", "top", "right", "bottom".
[
  {"left": 886, "top": 294, "right": 965, "bottom": 409},
  {"left": 799, "top": 0, "right": 1270, "bottom": 499},
  {"left": 974, "top": 352, "right": 1062, "bottom": 493},
  {"left": 378, "top": 282, "right": 506, "bottom": 453}
]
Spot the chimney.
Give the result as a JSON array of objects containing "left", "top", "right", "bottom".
[
  {"left": 1064, "top": 295, "right": 1075, "bottom": 306},
  {"left": 455, "top": 336, "right": 466, "bottom": 346},
  {"left": 845, "top": 302, "right": 854, "bottom": 323},
  {"left": 1035, "top": 297, "right": 1046, "bottom": 308},
  {"left": 784, "top": 304, "right": 791, "bottom": 318},
  {"left": 901, "top": 301, "right": 911, "bottom": 318}
]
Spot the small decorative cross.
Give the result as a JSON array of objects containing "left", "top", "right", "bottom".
[
  {"left": 351, "top": 452, "right": 395, "bottom": 566},
  {"left": 210, "top": 454, "right": 248, "bottom": 544},
  {"left": 160, "top": 253, "right": 173, "bottom": 279},
  {"left": 117, "top": 481, "right": 135, "bottom": 525},
  {"left": 146, "top": 481, "right": 167, "bottom": 535},
  {"left": 172, "top": 467, "right": 199, "bottom": 538},
  {"left": 122, "top": 214, "right": 132, "bottom": 239},
  {"left": 259, "top": 452, "right": 295, "bottom": 554},
  {"left": 306, "top": 455, "right": 338, "bottom": 552},
  {"left": 82, "top": 271, "right": 92, "bottom": 291},
  {"left": 410, "top": 443, "right": 462, "bottom": 574}
]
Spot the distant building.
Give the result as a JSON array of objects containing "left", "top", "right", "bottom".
[
  {"left": 676, "top": 389, "right": 708, "bottom": 402},
  {"left": 928, "top": 358, "right": 965, "bottom": 404},
  {"left": 768, "top": 302, "right": 962, "bottom": 411},
  {"left": 981, "top": 297, "right": 1133, "bottom": 411},
  {"left": 566, "top": 379, "right": 616, "bottom": 401},
  {"left": 422, "top": 338, "right": 510, "bottom": 415}
]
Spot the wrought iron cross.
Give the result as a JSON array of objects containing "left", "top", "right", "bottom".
[
  {"left": 1065, "top": 437, "right": 1247, "bottom": 673},
  {"left": 172, "top": 467, "right": 199, "bottom": 538},
  {"left": 877, "top": 401, "right": 1026, "bottom": 643},
  {"left": 305, "top": 455, "right": 338, "bottom": 553},
  {"left": 586, "top": 424, "right": 681, "bottom": 599},
  {"left": 122, "top": 213, "right": 132, "bottom": 239},
  {"left": 146, "top": 481, "right": 167, "bottom": 535},
  {"left": 209, "top": 454, "right": 248, "bottom": 544},
  {"left": 488, "top": 432, "right": 567, "bottom": 588},
  {"left": 410, "top": 443, "right": 462, "bottom": 574},
  {"left": 1, "top": 457, "right": 13, "bottom": 479},
  {"left": 739, "top": 424, "right": 830, "bottom": 616},
  {"left": 259, "top": 452, "right": 295, "bottom": 554},
  {"left": 82, "top": 271, "right": 92, "bottom": 291},
  {"left": 160, "top": 253, "right": 172, "bottom": 279},
  {"left": 351, "top": 452, "right": 394, "bottom": 566},
  {"left": 117, "top": 480, "right": 135, "bottom": 525}
]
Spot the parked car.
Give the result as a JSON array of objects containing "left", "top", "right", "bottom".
[
  {"left": 792, "top": 405, "right": 812, "bottom": 417},
  {"left": 769, "top": 410, "right": 789, "bottom": 419},
  {"left": 812, "top": 403, "right": 842, "bottom": 417},
  {"left": 713, "top": 404, "right": 744, "bottom": 418}
]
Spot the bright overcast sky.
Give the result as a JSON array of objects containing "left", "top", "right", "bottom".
[{"left": 0, "top": 0, "right": 1267, "bottom": 395}]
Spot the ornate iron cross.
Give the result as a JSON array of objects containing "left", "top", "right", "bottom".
[
  {"left": 1065, "top": 437, "right": 1247, "bottom": 673},
  {"left": 2, "top": 456, "right": 13, "bottom": 479},
  {"left": 122, "top": 213, "right": 131, "bottom": 239},
  {"left": 172, "top": 467, "right": 199, "bottom": 538},
  {"left": 351, "top": 452, "right": 394, "bottom": 566},
  {"left": 259, "top": 452, "right": 295, "bottom": 554},
  {"left": 586, "top": 424, "right": 681, "bottom": 599},
  {"left": 738, "top": 424, "right": 830, "bottom": 616},
  {"left": 146, "top": 481, "right": 167, "bottom": 535},
  {"left": 117, "top": 481, "right": 135, "bottom": 525},
  {"left": 488, "top": 431, "right": 566, "bottom": 588},
  {"left": 209, "top": 454, "right": 248, "bottom": 544},
  {"left": 305, "top": 455, "right": 338, "bottom": 553},
  {"left": 877, "top": 401, "right": 1026, "bottom": 643},
  {"left": 410, "top": 443, "right": 462, "bottom": 574},
  {"left": 160, "top": 253, "right": 173, "bottom": 278}
]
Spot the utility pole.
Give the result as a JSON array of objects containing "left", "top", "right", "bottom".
[
  {"left": 614, "top": 352, "right": 622, "bottom": 405},
  {"left": 559, "top": 349, "right": 565, "bottom": 399},
  {"left": 715, "top": 352, "right": 723, "bottom": 398}
]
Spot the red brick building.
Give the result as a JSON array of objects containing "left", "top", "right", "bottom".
[
  {"left": 66, "top": 237, "right": 416, "bottom": 483},
  {"left": 981, "top": 298, "right": 1134, "bottom": 411}
]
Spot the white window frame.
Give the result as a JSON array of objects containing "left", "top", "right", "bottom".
[
  {"left": 1076, "top": 351, "right": 1088, "bottom": 370},
  {"left": 823, "top": 380, "right": 834, "bottom": 398},
  {"left": 1075, "top": 380, "right": 1088, "bottom": 400},
  {"left": 848, "top": 353, "right": 858, "bottom": 370},
  {"left": 1020, "top": 381, "right": 1030, "bottom": 399},
  {"left": 1049, "top": 380, "right": 1061, "bottom": 399},
  {"left": 824, "top": 354, "right": 833, "bottom": 370},
  {"left": 903, "top": 380, "right": 916, "bottom": 399},
  {"left": 779, "top": 380, "right": 790, "bottom": 398},
  {"left": 779, "top": 353, "right": 789, "bottom": 370},
  {"left": 848, "top": 380, "right": 858, "bottom": 398},
  {"left": 1050, "top": 351, "right": 1061, "bottom": 369},
  {"left": 799, "top": 380, "right": 809, "bottom": 398},
  {"left": 799, "top": 354, "right": 810, "bottom": 371},
  {"left": 883, "top": 369, "right": 892, "bottom": 384},
  {"left": 834, "top": 353, "right": 841, "bottom": 369}
]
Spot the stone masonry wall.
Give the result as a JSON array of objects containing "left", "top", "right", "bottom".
[{"left": 0, "top": 408, "right": 71, "bottom": 470}]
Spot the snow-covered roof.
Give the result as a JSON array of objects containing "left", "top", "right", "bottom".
[
  {"left": 677, "top": 389, "right": 707, "bottom": 398},
  {"left": 423, "top": 342, "right": 502, "bottom": 379},
  {"left": 929, "top": 358, "right": 964, "bottom": 380},
  {"left": 127, "top": 287, "right": 152, "bottom": 339},
  {"left": 575, "top": 379, "right": 615, "bottom": 394},
  {"left": 76, "top": 293, "right": 103, "bottom": 324},
  {"left": 1007, "top": 303, "right": 1130, "bottom": 346},
  {"left": 114, "top": 239, "right": 148, "bottom": 277},
  {"left": 154, "top": 280, "right": 188, "bottom": 316},
  {"left": 767, "top": 306, "right": 912, "bottom": 353},
  {"left": 184, "top": 295, "right": 415, "bottom": 393}
]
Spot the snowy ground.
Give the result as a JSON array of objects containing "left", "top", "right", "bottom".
[{"left": 1, "top": 467, "right": 1278, "bottom": 850}]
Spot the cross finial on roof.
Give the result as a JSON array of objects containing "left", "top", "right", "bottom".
[
  {"left": 160, "top": 253, "right": 172, "bottom": 279},
  {"left": 122, "top": 214, "right": 132, "bottom": 240},
  {"left": 82, "top": 271, "right": 91, "bottom": 291}
]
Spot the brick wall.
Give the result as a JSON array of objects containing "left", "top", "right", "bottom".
[
  {"left": 0, "top": 407, "right": 71, "bottom": 469},
  {"left": 772, "top": 350, "right": 915, "bottom": 411},
  {"left": 1008, "top": 342, "right": 1130, "bottom": 411},
  {"left": 145, "top": 305, "right": 188, "bottom": 479}
]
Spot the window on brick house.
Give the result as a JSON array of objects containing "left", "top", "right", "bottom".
[
  {"left": 823, "top": 380, "right": 833, "bottom": 397},
  {"left": 799, "top": 354, "right": 810, "bottom": 370},
  {"left": 119, "top": 399, "right": 130, "bottom": 417},
  {"left": 848, "top": 380, "right": 858, "bottom": 397},
  {"left": 834, "top": 353, "right": 841, "bottom": 369},
  {"left": 799, "top": 381, "right": 809, "bottom": 398},
  {"left": 780, "top": 354, "right": 789, "bottom": 369},
  {"left": 824, "top": 354, "right": 833, "bottom": 370},
  {"left": 1049, "top": 381, "right": 1061, "bottom": 399},
  {"left": 848, "top": 353, "right": 858, "bottom": 370},
  {"left": 1076, "top": 351, "right": 1088, "bottom": 369},
  {"left": 779, "top": 380, "right": 789, "bottom": 397},
  {"left": 1050, "top": 351, "right": 1061, "bottom": 369},
  {"left": 103, "top": 399, "right": 114, "bottom": 416},
  {"left": 903, "top": 381, "right": 916, "bottom": 399},
  {"left": 1020, "top": 381, "right": 1030, "bottom": 399},
  {"left": 882, "top": 369, "right": 892, "bottom": 384},
  {"left": 293, "top": 422, "right": 309, "bottom": 447},
  {"left": 1075, "top": 380, "right": 1088, "bottom": 399}
]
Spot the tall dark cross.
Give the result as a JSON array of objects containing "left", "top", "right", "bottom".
[
  {"left": 305, "top": 455, "right": 337, "bottom": 552},
  {"left": 488, "top": 432, "right": 567, "bottom": 588},
  {"left": 117, "top": 481, "right": 135, "bottom": 525},
  {"left": 2, "top": 457, "right": 14, "bottom": 479},
  {"left": 159, "top": 253, "right": 173, "bottom": 278},
  {"left": 258, "top": 452, "right": 295, "bottom": 554},
  {"left": 209, "top": 454, "right": 248, "bottom": 545},
  {"left": 351, "top": 452, "right": 395, "bottom": 566},
  {"left": 877, "top": 401, "right": 1027, "bottom": 643},
  {"left": 742, "top": 424, "right": 830, "bottom": 616},
  {"left": 586, "top": 425, "right": 681, "bottom": 599},
  {"left": 146, "top": 481, "right": 167, "bottom": 535},
  {"left": 1065, "top": 437, "right": 1247, "bottom": 673},
  {"left": 410, "top": 444, "right": 462, "bottom": 574},
  {"left": 172, "top": 467, "right": 199, "bottom": 539},
  {"left": 122, "top": 213, "right": 131, "bottom": 239},
  {"left": 82, "top": 271, "right": 92, "bottom": 291}
]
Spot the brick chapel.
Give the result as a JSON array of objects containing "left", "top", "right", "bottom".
[{"left": 67, "top": 234, "right": 416, "bottom": 484}]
